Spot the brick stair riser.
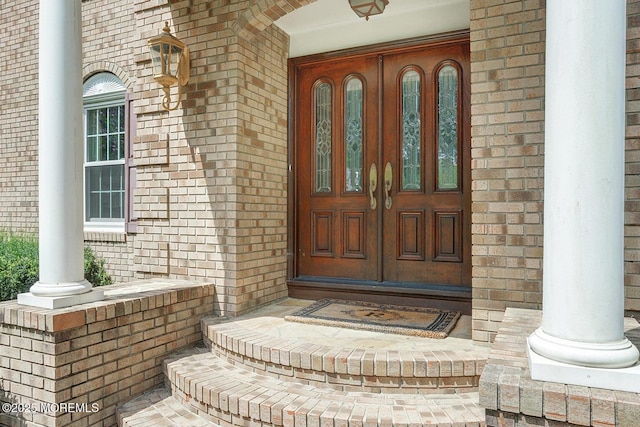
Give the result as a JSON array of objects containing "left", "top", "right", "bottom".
[
  {"left": 163, "top": 347, "right": 486, "bottom": 427},
  {"left": 169, "top": 381, "right": 485, "bottom": 427},
  {"left": 202, "top": 321, "right": 485, "bottom": 393}
]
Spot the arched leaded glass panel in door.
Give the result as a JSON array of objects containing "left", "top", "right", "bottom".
[
  {"left": 401, "top": 69, "right": 421, "bottom": 190},
  {"left": 437, "top": 64, "right": 460, "bottom": 190},
  {"left": 315, "top": 82, "right": 332, "bottom": 193},
  {"left": 344, "top": 77, "right": 364, "bottom": 192}
]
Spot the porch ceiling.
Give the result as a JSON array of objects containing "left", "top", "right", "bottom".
[{"left": 274, "top": 0, "right": 470, "bottom": 57}]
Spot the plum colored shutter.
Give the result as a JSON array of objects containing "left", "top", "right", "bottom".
[{"left": 125, "top": 92, "right": 138, "bottom": 233}]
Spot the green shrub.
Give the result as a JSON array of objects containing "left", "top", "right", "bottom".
[
  {"left": 0, "top": 233, "right": 39, "bottom": 301},
  {"left": 0, "top": 232, "right": 112, "bottom": 302},
  {"left": 84, "top": 246, "right": 113, "bottom": 287}
]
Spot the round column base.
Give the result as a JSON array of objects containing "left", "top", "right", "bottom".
[
  {"left": 528, "top": 327, "right": 639, "bottom": 369},
  {"left": 29, "top": 279, "right": 92, "bottom": 298}
]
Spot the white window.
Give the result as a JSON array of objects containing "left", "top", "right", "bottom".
[{"left": 83, "top": 73, "right": 127, "bottom": 232}]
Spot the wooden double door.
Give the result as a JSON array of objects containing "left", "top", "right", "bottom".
[{"left": 292, "top": 37, "right": 471, "bottom": 302}]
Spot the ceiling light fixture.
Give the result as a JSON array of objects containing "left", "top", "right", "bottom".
[{"left": 349, "top": 0, "right": 389, "bottom": 20}]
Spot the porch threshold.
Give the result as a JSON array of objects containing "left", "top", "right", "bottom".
[{"left": 288, "top": 276, "right": 472, "bottom": 315}]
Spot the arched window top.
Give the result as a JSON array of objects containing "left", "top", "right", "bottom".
[
  {"left": 345, "top": 75, "right": 363, "bottom": 90},
  {"left": 83, "top": 72, "right": 126, "bottom": 98}
]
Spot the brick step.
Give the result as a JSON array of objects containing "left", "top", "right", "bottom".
[
  {"left": 201, "top": 315, "right": 487, "bottom": 392},
  {"left": 162, "top": 345, "right": 486, "bottom": 427},
  {"left": 117, "top": 386, "right": 223, "bottom": 427}
]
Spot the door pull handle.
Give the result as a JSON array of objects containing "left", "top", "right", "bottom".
[
  {"left": 384, "top": 162, "right": 392, "bottom": 209},
  {"left": 369, "top": 163, "right": 377, "bottom": 210}
]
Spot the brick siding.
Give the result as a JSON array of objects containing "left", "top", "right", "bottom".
[
  {"left": 2, "top": 0, "right": 640, "bottom": 341},
  {"left": 129, "top": 0, "right": 293, "bottom": 316},
  {"left": 0, "top": 280, "right": 214, "bottom": 427},
  {"left": 469, "top": 0, "right": 546, "bottom": 342},
  {"left": 85, "top": 234, "right": 136, "bottom": 283},
  {"left": 0, "top": 1, "right": 39, "bottom": 233},
  {"left": 470, "top": 0, "right": 640, "bottom": 342}
]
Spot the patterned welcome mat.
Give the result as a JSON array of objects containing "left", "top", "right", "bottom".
[{"left": 285, "top": 299, "right": 461, "bottom": 339}]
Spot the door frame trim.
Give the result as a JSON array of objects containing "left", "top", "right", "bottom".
[
  {"left": 288, "top": 29, "right": 470, "bottom": 67},
  {"left": 287, "top": 30, "right": 471, "bottom": 309}
]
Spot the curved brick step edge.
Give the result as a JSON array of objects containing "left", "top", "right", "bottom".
[
  {"left": 163, "top": 345, "right": 486, "bottom": 427},
  {"left": 201, "top": 315, "right": 488, "bottom": 393},
  {"left": 117, "top": 386, "right": 223, "bottom": 427}
]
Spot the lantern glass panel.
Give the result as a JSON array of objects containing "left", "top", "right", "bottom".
[
  {"left": 349, "top": 0, "right": 387, "bottom": 18},
  {"left": 150, "top": 44, "right": 163, "bottom": 76},
  {"left": 168, "top": 44, "right": 182, "bottom": 77}
]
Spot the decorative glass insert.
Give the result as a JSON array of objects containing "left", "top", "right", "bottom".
[
  {"left": 437, "top": 65, "right": 459, "bottom": 190},
  {"left": 401, "top": 70, "right": 421, "bottom": 190},
  {"left": 315, "top": 82, "right": 332, "bottom": 193},
  {"left": 345, "top": 78, "right": 363, "bottom": 192}
]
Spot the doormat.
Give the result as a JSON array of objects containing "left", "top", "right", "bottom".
[{"left": 284, "top": 299, "right": 460, "bottom": 339}]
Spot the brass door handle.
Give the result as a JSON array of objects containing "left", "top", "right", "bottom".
[
  {"left": 369, "top": 163, "right": 377, "bottom": 210},
  {"left": 384, "top": 162, "right": 392, "bottom": 209}
]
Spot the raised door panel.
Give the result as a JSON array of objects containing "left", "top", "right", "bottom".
[
  {"left": 434, "top": 210, "right": 462, "bottom": 262},
  {"left": 311, "top": 211, "right": 334, "bottom": 257},
  {"left": 397, "top": 210, "right": 425, "bottom": 261},
  {"left": 342, "top": 211, "right": 367, "bottom": 259}
]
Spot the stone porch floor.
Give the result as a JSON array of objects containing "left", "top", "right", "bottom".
[{"left": 205, "top": 298, "right": 479, "bottom": 352}]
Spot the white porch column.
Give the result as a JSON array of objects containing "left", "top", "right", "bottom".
[
  {"left": 527, "top": 0, "right": 640, "bottom": 392},
  {"left": 17, "top": 0, "right": 103, "bottom": 309}
]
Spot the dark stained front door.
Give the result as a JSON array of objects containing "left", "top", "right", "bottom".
[
  {"left": 296, "top": 54, "right": 380, "bottom": 280},
  {"left": 292, "top": 36, "right": 471, "bottom": 306}
]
